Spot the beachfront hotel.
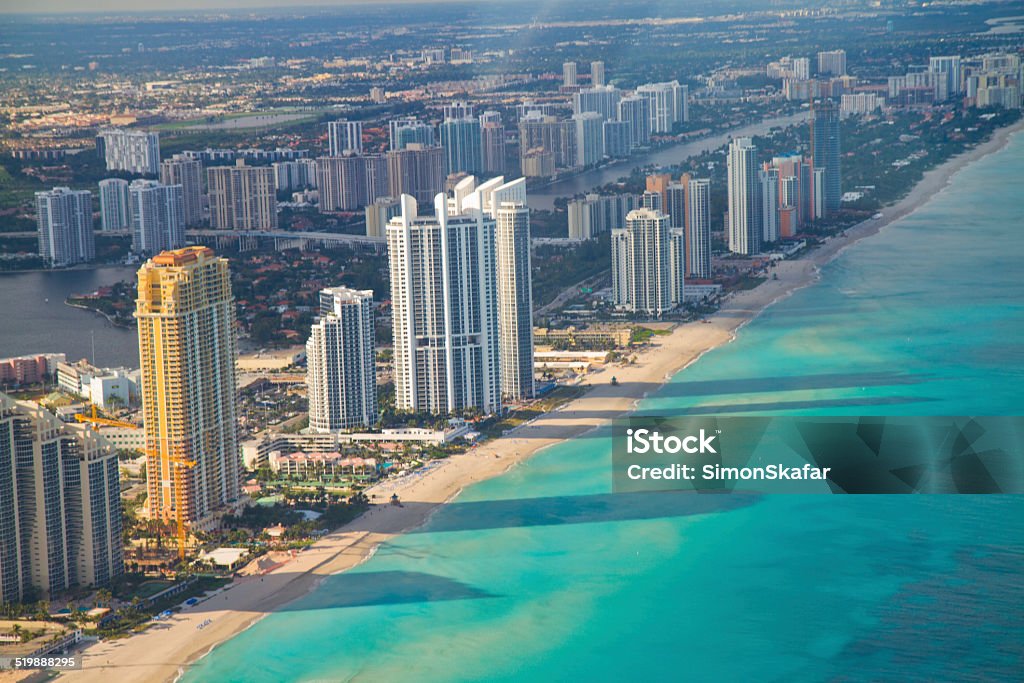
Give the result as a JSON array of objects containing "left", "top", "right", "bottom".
[
  {"left": 0, "top": 392, "right": 123, "bottom": 602},
  {"left": 490, "top": 177, "right": 536, "bottom": 401},
  {"left": 386, "top": 181, "right": 498, "bottom": 414},
  {"left": 687, "top": 178, "right": 712, "bottom": 279},
  {"left": 810, "top": 99, "right": 842, "bottom": 216},
  {"left": 306, "top": 287, "right": 378, "bottom": 431},
  {"left": 727, "top": 137, "right": 763, "bottom": 256},
  {"left": 611, "top": 208, "right": 682, "bottom": 317},
  {"left": 136, "top": 247, "right": 240, "bottom": 526}
]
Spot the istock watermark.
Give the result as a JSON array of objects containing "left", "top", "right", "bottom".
[{"left": 611, "top": 415, "right": 1024, "bottom": 494}]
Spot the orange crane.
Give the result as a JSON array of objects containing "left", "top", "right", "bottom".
[{"left": 75, "top": 406, "right": 196, "bottom": 561}]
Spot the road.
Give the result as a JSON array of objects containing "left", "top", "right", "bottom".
[{"left": 535, "top": 270, "right": 610, "bottom": 316}]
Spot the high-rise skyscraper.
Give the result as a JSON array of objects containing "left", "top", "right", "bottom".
[
  {"left": 793, "top": 57, "right": 811, "bottom": 81},
  {"left": 573, "top": 112, "right": 605, "bottom": 167},
  {"left": 36, "top": 187, "right": 95, "bottom": 267},
  {"left": 128, "top": 179, "right": 186, "bottom": 254},
  {"left": 440, "top": 116, "right": 484, "bottom": 175},
  {"left": 665, "top": 182, "right": 687, "bottom": 230},
  {"left": 635, "top": 81, "right": 688, "bottom": 133},
  {"left": 306, "top": 287, "right": 378, "bottom": 431},
  {"left": 443, "top": 101, "right": 475, "bottom": 121},
  {"left": 518, "top": 114, "right": 577, "bottom": 170},
  {"left": 929, "top": 55, "right": 963, "bottom": 96},
  {"left": 160, "top": 154, "right": 204, "bottom": 227},
  {"left": 389, "top": 118, "right": 435, "bottom": 151},
  {"left": 813, "top": 168, "right": 826, "bottom": 221},
  {"left": 273, "top": 159, "right": 318, "bottom": 192},
  {"left": 760, "top": 167, "right": 780, "bottom": 244},
  {"left": 99, "top": 178, "right": 131, "bottom": 231},
  {"left": 817, "top": 49, "right": 847, "bottom": 76},
  {"left": 687, "top": 178, "right": 712, "bottom": 279},
  {"left": 668, "top": 227, "right": 687, "bottom": 307},
  {"left": 480, "top": 112, "right": 506, "bottom": 175},
  {"left": 386, "top": 144, "right": 446, "bottom": 204},
  {"left": 611, "top": 208, "right": 678, "bottom": 317},
  {"left": 567, "top": 193, "right": 642, "bottom": 240},
  {"left": 316, "top": 155, "right": 388, "bottom": 211},
  {"left": 207, "top": 161, "right": 276, "bottom": 230},
  {"left": 641, "top": 190, "right": 663, "bottom": 212},
  {"left": 365, "top": 196, "right": 402, "bottom": 238},
  {"left": 727, "top": 137, "right": 763, "bottom": 256},
  {"left": 328, "top": 119, "right": 363, "bottom": 156},
  {"left": 591, "top": 60, "right": 606, "bottom": 87},
  {"left": 387, "top": 190, "right": 500, "bottom": 414},
  {"left": 0, "top": 392, "right": 123, "bottom": 602},
  {"left": 646, "top": 173, "right": 672, "bottom": 211},
  {"left": 618, "top": 96, "right": 651, "bottom": 148},
  {"left": 489, "top": 177, "right": 535, "bottom": 401},
  {"left": 136, "top": 247, "right": 240, "bottom": 525},
  {"left": 603, "top": 120, "right": 632, "bottom": 158},
  {"left": 573, "top": 85, "right": 621, "bottom": 121},
  {"left": 98, "top": 129, "right": 161, "bottom": 175},
  {"left": 563, "top": 61, "right": 578, "bottom": 88},
  {"left": 810, "top": 100, "right": 842, "bottom": 216}
]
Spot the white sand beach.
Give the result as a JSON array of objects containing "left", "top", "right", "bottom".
[{"left": 43, "top": 118, "right": 1023, "bottom": 683}]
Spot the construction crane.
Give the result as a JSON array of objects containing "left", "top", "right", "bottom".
[{"left": 75, "top": 406, "right": 197, "bottom": 561}]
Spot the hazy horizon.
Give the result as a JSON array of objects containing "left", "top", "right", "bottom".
[{"left": 0, "top": 0, "right": 483, "bottom": 14}]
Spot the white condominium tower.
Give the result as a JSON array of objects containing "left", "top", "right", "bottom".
[
  {"left": 817, "top": 49, "right": 847, "bottom": 76},
  {"left": 328, "top": 119, "right": 363, "bottom": 155},
  {"left": 98, "top": 129, "right": 160, "bottom": 175},
  {"left": 611, "top": 208, "right": 680, "bottom": 317},
  {"left": 617, "top": 96, "right": 651, "bottom": 148},
  {"left": 687, "top": 178, "right": 712, "bottom": 279},
  {"left": 36, "top": 187, "right": 95, "bottom": 267},
  {"left": 591, "top": 60, "right": 606, "bottom": 87},
  {"left": 99, "top": 178, "right": 131, "bottom": 231},
  {"left": 929, "top": 55, "right": 963, "bottom": 95},
  {"left": 563, "top": 61, "right": 578, "bottom": 88},
  {"left": 387, "top": 184, "right": 504, "bottom": 415},
  {"left": 489, "top": 177, "right": 535, "bottom": 401},
  {"left": 160, "top": 154, "right": 204, "bottom": 227},
  {"left": 128, "top": 179, "right": 186, "bottom": 255},
  {"left": 307, "top": 287, "right": 377, "bottom": 431},
  {"left": 727, "top": 137, "right": 762, "bottom": 256},
  {"left": 635, "top": 81, "right": 688, "bottom": 133}
]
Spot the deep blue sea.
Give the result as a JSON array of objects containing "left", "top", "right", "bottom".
[{"left": 184, "top": 132, "right": 1024, "bottom": 682}]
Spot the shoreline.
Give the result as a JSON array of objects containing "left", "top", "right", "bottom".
[
  {"left": 64, "top": 300, "right": 133, "bottom": 329},
  {"left": 57, "top": 117, "right": 1024, "bottom": 683}
]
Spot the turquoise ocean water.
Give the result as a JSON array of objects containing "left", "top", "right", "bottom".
[{"left": 184, "top": 132, "right": 1024, "bottom": 682}]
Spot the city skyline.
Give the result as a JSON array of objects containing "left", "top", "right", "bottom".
[{"left": 0, "top": 2, "right": 1020, "bottom": 679}]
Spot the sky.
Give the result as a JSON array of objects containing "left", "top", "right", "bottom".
[{"left": 0, "top": 0, "right": 451, "bottom": 13}]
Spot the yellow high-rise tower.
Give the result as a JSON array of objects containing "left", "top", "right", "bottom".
[{"left": 136, "top": 246, "right": 239, "bottom": 528}]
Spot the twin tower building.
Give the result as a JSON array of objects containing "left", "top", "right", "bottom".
[{"left": 307, "top": 175, "right": 534, "bottom": 432}]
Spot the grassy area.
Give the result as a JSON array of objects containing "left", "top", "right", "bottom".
[
  {"left": 151, "top": 108, "right": 320, "bottom": 132},
  {"left": 631, "top": 327, "right": 672, "bottom": 344}
]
